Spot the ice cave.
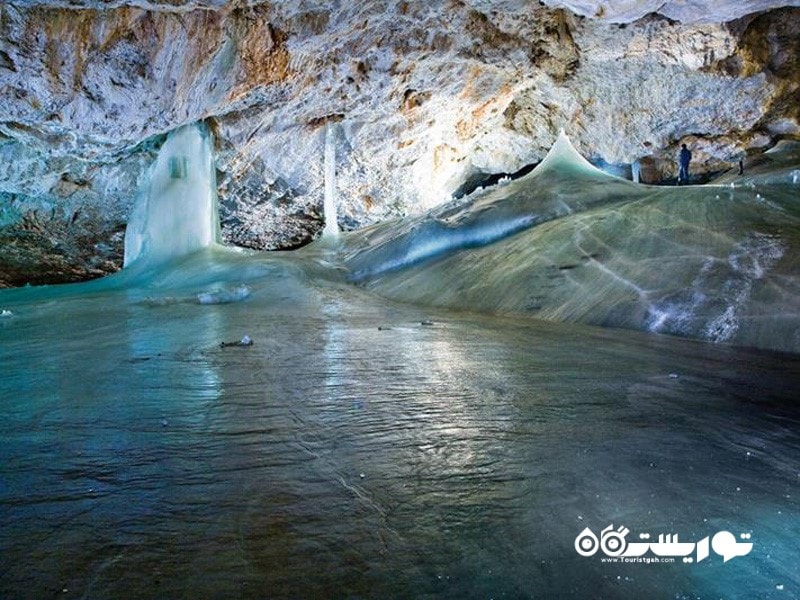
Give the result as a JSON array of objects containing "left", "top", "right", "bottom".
[{"left": 1, "top": 1, "right": 799, "bottom": 598}]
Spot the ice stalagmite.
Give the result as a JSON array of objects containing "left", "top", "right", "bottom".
[
  {"left": 533, "top": 129, "right": 609, "bottom": 176},
  {"left": 124, "top": 123, "right": 220, "bottom": 267}
]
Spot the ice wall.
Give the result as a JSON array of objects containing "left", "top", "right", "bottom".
[{"left": 124, "top": 123, "right": 220, "bottom": 267}]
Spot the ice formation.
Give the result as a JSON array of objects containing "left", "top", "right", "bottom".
[
  {"left": 124, "top": 123, "right": 220, "bottom": 267},
  {"left": 339, "top": 133, "right": 800, "bottom": 353},
  {"left": 345, "top": 130, "right": 628, "bottom": 280},
  {"left": 323, "top": 123, "right": 340, "bottom": 239},
  {"left": 197, "top": 285, "right": 251, "bottom": 305}
]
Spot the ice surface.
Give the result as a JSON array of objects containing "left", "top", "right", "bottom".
[
  {"left": 123, "top": 123, "right": 220, "bottom": 267},
  {"left": 341, "top": 138, "right": 800, "bottom": 353},
  {"left": 0, "top": 246, "right": 798, "bottom": 599}
]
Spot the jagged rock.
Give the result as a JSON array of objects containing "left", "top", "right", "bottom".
[
  {"left": 540, "top": 0, "right": 800, "bottom": 23},
  {"left": 0, "top": 1, "right": 799, "bottom": 284}
]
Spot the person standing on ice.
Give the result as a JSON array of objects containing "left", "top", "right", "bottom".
[{"left": 677, "top": 143, "right": 692, "bottom": 185}]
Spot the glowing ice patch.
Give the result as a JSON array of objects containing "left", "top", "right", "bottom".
[{"left": 197, "top": 285, "right": 251, "bottom": 305}]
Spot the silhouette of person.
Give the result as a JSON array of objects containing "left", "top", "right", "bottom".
[{"left": 678, "top": 144, "right": 691, "bottom": 185}]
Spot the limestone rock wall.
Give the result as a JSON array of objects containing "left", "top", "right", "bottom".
[
  {"left": 540, "top": 0, "right": 800, "bottom": 23},
  {"left": 0, "top": 0, "right": 799, "bottom": 285}
]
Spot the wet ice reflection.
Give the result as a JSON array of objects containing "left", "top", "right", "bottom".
[{"left": 0, "top": 254, "right": 798, "bottom": 599}]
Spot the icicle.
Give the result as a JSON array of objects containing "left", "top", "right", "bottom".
[{"left": 323, "top": 123, "right": 340, "bottom": 238}]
